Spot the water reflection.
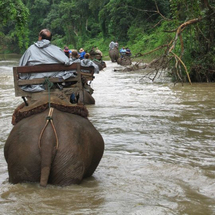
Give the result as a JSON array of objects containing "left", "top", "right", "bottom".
[{"left": 0, "top": 59, "right": 215, "bottom": 214}]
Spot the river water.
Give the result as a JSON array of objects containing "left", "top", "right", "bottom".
[{"left": 0, "top": 55, "right": 215, "bottom": 215}]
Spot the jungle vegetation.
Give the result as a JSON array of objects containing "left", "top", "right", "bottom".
[{"left": 0, "top": 0, "right": 215, "bottom": 82}]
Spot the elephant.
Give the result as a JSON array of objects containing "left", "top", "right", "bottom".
[
  {"left": 89, "top": 51, "right": 106, "bottom": 71},
  {"left": 4, "top": 99, "right": 104, "bottom": 187},
  {"left": 109, "top": 48, "right": 119, "bottom": 62},
  {"left": 82, "top": 88, "right": 95, "bottom": 105},
  {"left": 92, "top": 60, "right": 106, "bottom": 71},
  {"left": 117, "top": 55, "right": 132, "bottom": 66}
]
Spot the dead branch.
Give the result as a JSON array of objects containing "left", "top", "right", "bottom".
[
  {"left": 134, "top": 44, "right": 169, "bottom": 64},
  {"left": 196, "top": 25, "right": 210, "bottom": 42},
  {"left": 128, "top": 1, "right": 171, "bottom": 21},
  {"left": 179, "top": 34, "right": 184, "bottom": 58},
  {"left": 154, "top": 1, "right": 171, "bottom": 21},
  {"left": 139, "top": 69, "right": 157, "bottom": 81},
  {"left": 170, "top": 51, "right": 192, "bottom": 84},
  {"left": 168, "top": 18, "right": 201, "bottom": 54},
  {"left": 127, "top": 6, "right": 157, "bottom": 14},
  {"left": 174, "top": 57, "right": 183, "bottom": 82}
]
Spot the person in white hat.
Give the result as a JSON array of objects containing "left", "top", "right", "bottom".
[{"left": 78, "top": 48, "right": 86, "bottom": 60}]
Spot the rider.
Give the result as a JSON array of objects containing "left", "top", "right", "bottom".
[
  {"left": 78, "top": 48, "right": 86, "bottom": 60},
  {"left": 119, "top": 47, "right": 126, "bottom": 58},
  {"left": 109, "top": 41, "right": 118, "bottom": 50},
  {"left": 81, "top": 53, "right": 99, "bottom": 74},
  {"left": 19, "top": 29, "right": 76, "bottom": 92},
  {"left": 126, "top": 47, "right": 131, "bottom": 56},
  {"left": 64, "top": 46, "right": 70, "bottom": 58}
]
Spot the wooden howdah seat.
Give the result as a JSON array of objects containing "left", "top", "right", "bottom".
[
  {"left": 12, "top": 63, "right": 95, "bottom": 124},
  {"left": 13, "top": 63, "right": 95, "bottom": 105}
]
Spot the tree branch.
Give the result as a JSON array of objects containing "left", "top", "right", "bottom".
[
  {"left": 170, "top": 51, "right": 192, "bottom": 84},
  {"left": 168, "top": 18, "right": 201, "bottom": 54}
]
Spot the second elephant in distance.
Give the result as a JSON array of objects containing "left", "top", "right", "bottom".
[
  {"left": 109, "top": 48, "right": 119, "bottom": 62},
  {"left": 4, "top": 105, "right": 104, "bottom": 187},
  {"left": 117, "top": 55, "right": 132, "bottom": 66}
]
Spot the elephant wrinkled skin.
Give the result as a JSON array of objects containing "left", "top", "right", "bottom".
[
  {"left": 4, "top": 108, "right": 104, "bottom": 186},
  {"left": 109, "top": 48, "right": 119, "bottom": 62}
]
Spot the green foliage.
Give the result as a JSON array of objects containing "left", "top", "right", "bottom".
[
  {"left": 168, "top": 0, "right": 215, "bottom": 81},
  {"left": 1, "top": 0, "right": 215, "bottom": 82},
  {"left": 0, "top": 0, "right": 29, "bottom": 52}
]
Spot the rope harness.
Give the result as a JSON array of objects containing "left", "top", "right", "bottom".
[
  {"left": 43, "top": 78, "right": 54, "bottom": 109},
  {"left": 38, "top": 78, "right": 59, "bottom": 150}
]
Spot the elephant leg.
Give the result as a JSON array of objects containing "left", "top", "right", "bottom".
[
  {"left": 4, "top": 126, "right": 41, "bottom": 184},
  {"left": 50, "top": 159, "right": 85, "bottom": 185}
]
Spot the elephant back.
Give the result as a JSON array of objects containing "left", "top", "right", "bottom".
[
  {"left": 109, "top": 48, "right": 119, "bottom": 62},
  {"left": 117, "top": 55, "right": 132, "bottom": 66},
  {"left": 5, "top": 103, "right": 104, "bottom": 187},
  {"left": 12, "top": 96, "right": 88, "bottom": 125}
]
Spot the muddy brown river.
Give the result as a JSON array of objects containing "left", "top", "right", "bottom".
[{"left": 0, "top": 55, "right": 215, "bottom": 214}]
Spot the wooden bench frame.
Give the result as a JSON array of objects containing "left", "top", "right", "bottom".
[{"left": 13, "top": 63, "right": 94, "bottom": 99}]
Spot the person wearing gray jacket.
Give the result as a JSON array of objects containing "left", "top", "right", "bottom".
[
  {"left": 19, "top": 29, "right": 76, "bottom": 92},
  {"left": 80, "top": 53, "right": 99, "bottom": 74}
]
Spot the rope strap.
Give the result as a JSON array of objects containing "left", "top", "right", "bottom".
[
  {"left": 38, "top": 107, "right": 59, "bottom": 150},
  {"left": 43, "top": 78, "right": 54, "bottom": 109}
]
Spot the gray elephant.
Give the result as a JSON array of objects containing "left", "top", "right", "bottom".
[
  {"left": 92, "top": 60, "right": 106, "bottom": 71},
  {"left": 109, "top": 48, "right": 119, "bottom": 62},
  {"left": 82, "top": 88, "right": 95, "bottom": 104},
  {"left": 4, "top": 100, "right": 104, "bottom": 187},
  {"left": 117, "top": 55, "right": 132, "bottom": 66}
]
